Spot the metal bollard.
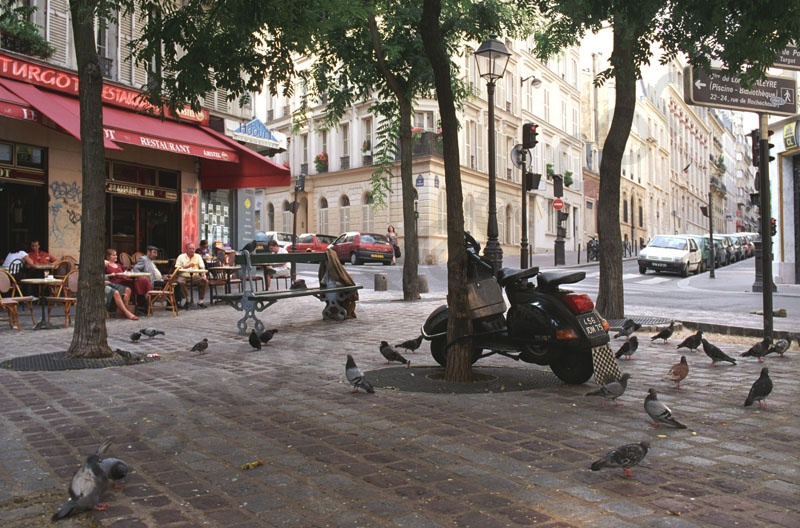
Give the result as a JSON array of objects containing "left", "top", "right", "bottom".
[
  {"left": 418, "top": 274, "right": 429, "bottom": 294},
  {"left": 374, "top": 273, "right": 388, "bottom": 291}
]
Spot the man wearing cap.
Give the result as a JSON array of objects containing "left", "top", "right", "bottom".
[{"left": 132, "top": 246, "right": 165, "bottom": 289}]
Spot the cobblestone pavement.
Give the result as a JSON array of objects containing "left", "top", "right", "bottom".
[{"left": 0, "top": 290, "right": 798, "bottom": 527}]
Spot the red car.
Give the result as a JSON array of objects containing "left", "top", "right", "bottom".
[
  {"left": 286, "top": 233, "right": 336, "bottom": 253},
  {"left": 330, "top": 232, "right": 394, "bottom": 265}
]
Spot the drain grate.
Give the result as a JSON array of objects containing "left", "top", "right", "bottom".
[{"left": 1, "top": 351, "right": 158, "bottom": 372}]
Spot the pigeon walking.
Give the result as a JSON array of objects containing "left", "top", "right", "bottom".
[
  {"left": 767, "top": 338, "right": 790, "bottom": 358},
  {"left": 129, "top": 331, "right": 141, "bottom": 343},
  {"left": 259, "top": 328, "right": 278, "bottom": 345},
  {"left": 345, "top": 355, "right": 374, "bottom": 393},
  {"left": 140, "top": 328, "right": 165, "bottom": 339},
  {"left": 52, "top": 439, "right": 112, "bottom": 521},
  {"left": 614, "top": 319, "right": 641, "bottom": 339},
  {"left": 701, "top": 338, "right": 737, "bottom": 365},
  {"left": 676, "top": 330, "right": 702, "bottom": 352},
  {"left": 645, "top": 388, "right": 687, "bottom": 428},
  {"left": 615, "top": 336, "right": 639, "bottom": 360},
  {"left": 663, "top": 356, "right": 689, "bottom": 388},
  {"left": 744, "top": 367, "right": 773, "bottom": 407},
  {"left": 585, "top": 373, "right": 631, "bottom": 406},
  {"left": 248, "top": 329, "right": 262, "bottom": 351},
  {"left": 191, "top": 338, "right": 209, "bottom": 354},
  {"left": 98, "top": 457, "right": 129, "bottom": 488},
  {"left": 590, "top": 441, "right": 650, "bottom": 478},
  {"left": 115, "top": 348, "right": 146, "bottom": 365},
  {"left": 380, "top": 341, "right": 410, "bottom": 367},
  {"left": 395, "top": 334, "right": 424, "bottom": 353},
  {"left": 651, "top": 321, "right": 674, "bottom": 343},
  {"left": 741, "top": 338, "right": 771, "bottom": 363}
]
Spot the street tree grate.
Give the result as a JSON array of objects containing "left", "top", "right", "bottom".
[
  {"left": 368, "top": 365, "right": 563, "bottom": 394},
  {"left": 1, "top": 351, "right": 158, "bottom": 371}
]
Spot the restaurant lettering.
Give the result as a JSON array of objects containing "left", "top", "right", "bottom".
[
  {"left": 0, "top": 166, "right": 47, "bottom": 183},
  {"left": 139, "top": 137, "right": 193, "bottom": 154},
  {"left": 105, "top": 182, "right": 177, "bottom": 201}
]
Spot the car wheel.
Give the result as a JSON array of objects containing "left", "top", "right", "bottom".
[
  {"left": 681, "top": 264, "right": 689, "bottom": 277},
  {"left": 350, "top": 252, "right": 361, "bottom": 265},
  {"left": 639, "top": 265, "right": 647, "bottom": 274},
  {"left": 549, "top": 350, "right": 594, "bottom": 385}
]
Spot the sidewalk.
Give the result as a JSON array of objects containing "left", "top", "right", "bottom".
[{"left": 0, "top": 289, "right": 798, "bottom": 527}]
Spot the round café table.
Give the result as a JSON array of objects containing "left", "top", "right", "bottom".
[
  {"left": 20, "top": 276, "right": 62, "bottom": 330},
  {"left": 208, "top": 266, "right": 241, "bottom": 295}
]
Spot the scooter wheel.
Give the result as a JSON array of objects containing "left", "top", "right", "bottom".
[
  {"left": 431, "top": 336, "right": 481, "bottom": 367},
  {"left": 549, "top": 350, "right": 593, "bottom": 385}
]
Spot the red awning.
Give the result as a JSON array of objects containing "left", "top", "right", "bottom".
[
  {"left": 0, "top": 81, "right": 37, "bottom": 122},
  {"left": 199, "top": 127, "right": 290, "bottom": 189}
]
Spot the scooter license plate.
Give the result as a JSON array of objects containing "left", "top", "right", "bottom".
[{"left": 578, "top": 312, "right": 606, "bottom": 338}]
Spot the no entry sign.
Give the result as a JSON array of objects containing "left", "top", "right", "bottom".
[{"left": 553, "top": 198, "right": 564, "bottom": 210}]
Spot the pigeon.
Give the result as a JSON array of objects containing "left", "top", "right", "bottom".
[
  {"left": 52, "top": 439, "right": 112, "bottom": 521},
  {"left": 140, "top": 328, "right": 165, "bottom": 339},
  {"left": 614, "top": 319, "right": 641, "bottom": 339},
  {"left": 395, "top": 334, "right": 424, "bottom": 353},
  {"left": 98, "top": 457, "right": 129, "bottom": 488},
  {"left": 590, "top": 440, "right": 650, "bottom": 478},
  {"left": 741, "top": 338, "right": 771, "bottom": 363},
  {"left": 129, "top": 331, "right": 141, "bottom": 343},
  {"left": 248, "top": 329, "right": 262, "bottom": 351},
  {"left": 701, "top": 338, "right": 737, "bottom": 365},
  {"left": 744, "top": 367, "right": 773, "bottom": 407},
  {"left": 663, "top": 355, "right": 689, "bottom": 388},
  {"left": 644, "top": 388, "right": 687, "bottom": 428},
  {"left": 115, "top": 348, "right": 146, "bottom": 365},
  {"left": 345, "top": 354, "right": 374, "bottom": 393},
  {"left": 191, "top": 338, "right": 209, "bottom": 354},
  {"left": 767, "top": 338, "right": 790, "bottom": 358},
  {"left": 585, "top": 373, "right": 631, "bottom": 406},
  {"left": 259, "top": 328, "right": 278, "bottom": 345},
  {"left": 380, "top": 341, "right": 410, "bottom": 367},
  {"left": 615, "top": 336, "right": 639, "bottom": 360},
  {"left": 651, "top": 321, "right": 674, "bottom": 343},
  {"left": 676, "top": 330, "right": 703, "bottom": 352}
]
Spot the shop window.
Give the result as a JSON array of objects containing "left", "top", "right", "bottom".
[
  {"left": 159, "top": 170, "right": 179, "bottom": 189},
  {"left": 114, "top": 163, "right": 157, "bottom": 186},
  {"left": 15, "top": 144, "right": 46, "bottom": 169},
  {"left": 0, "top": 143, "right": 12, "bottom": 163}
]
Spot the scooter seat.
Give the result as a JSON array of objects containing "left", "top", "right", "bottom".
[
  {"left": 537, "top": 270, "right": 586, "bottom": 292},
  {"left": 497, "top": 266, "right": 539, "bottom": 288}
]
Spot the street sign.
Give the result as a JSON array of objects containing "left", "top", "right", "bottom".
[
  {"left": 684, "top": 66, "right": 797, "bottom": 116},
  {"left": 775, "top": 46, "right": 800, "bottom": 72},
  {"left": 510, "top": 144, "right": 529, "bottom": 170},
  {"left": 553, "top": 198, "right": 564, "bottom": 210}
]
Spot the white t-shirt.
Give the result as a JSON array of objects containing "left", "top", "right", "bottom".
[
  {"left": 271, "top": 247, "right": 290, "bottom": 274},
  {"left": 2, "top": 250, "right": 27, "bottom": 267}
]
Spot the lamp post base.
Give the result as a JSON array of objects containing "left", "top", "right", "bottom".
[{"left": 483, "top": 240, "right": 503, "bottom": 275}]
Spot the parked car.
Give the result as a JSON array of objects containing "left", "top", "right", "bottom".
[
  {"left": 677, "top": 234, "right": 710, "bottom": 273},
  {"left": 253, "top": 231, "right": 294, "bottom": 252},
  {"left": 703, "top": 236, "right": 727, "bottom": 268},
  {"left": 737, "top": 234, "right": 753, "bottom": 258},
  {"left": 723, "top": 234, "right": 742, "bottom": 262},
  {"left": 638, "top": 235, "right": 702, "bottom": 277},
  {"left": 330, "top": 232, "right": 394, "bottom": 265},
  {"left": 287, "top": 233, "right": 336, "bottom": 253},
  {"left": 712, "top": 235, "right": 734, "bottom": 266}
]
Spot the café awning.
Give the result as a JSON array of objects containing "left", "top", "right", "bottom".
[{"left": 199, "top": 127, "right": 290, "bottom": 189}]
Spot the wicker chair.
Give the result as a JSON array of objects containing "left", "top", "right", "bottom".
[
  {"left": 45, "top": 269, "right": 79, "bottom": 328},
  {"left": 147, "top": 268, "right": 180, "bottom": 317},
  {"left": 1, "top": 298, "right": 20, "bottom": 330},
  {"left": 52, "top": 259, "right": 74, "bottom": 280},
  {"left": 0, "top": 268, "right": 35, "bottom": 326},
  {"left": 61, "top": 255, "right": 79, "bottom": 267},
  {"left": 118, "top": 252, "right": 134, "bottom": 270}
]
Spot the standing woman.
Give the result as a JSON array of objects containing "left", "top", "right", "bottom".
[{"left": 386, "top": 225, "right": 399, "bottom": 265}]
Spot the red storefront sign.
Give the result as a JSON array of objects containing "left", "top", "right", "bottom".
[{"left": 105, "top": 181, "right": 179, "bottom": 202}]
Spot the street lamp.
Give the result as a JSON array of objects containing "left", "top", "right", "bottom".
[{"left": 474, "top": 35, "right": 510, "bottom": 274}]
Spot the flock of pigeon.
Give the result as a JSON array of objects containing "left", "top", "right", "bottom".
[{"left": 589, "top": 318, "right": 793, "bottom": 477}]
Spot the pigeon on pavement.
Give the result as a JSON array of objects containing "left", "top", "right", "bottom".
[
  {"left": 590, "top": 440, "right": 650, "bottom": 478},
  {"left": 345, "top": 355, "right": 374, "bottom": 393},
  {"left": 767, "top": 338, "right": 790, "bottom": 358},
  {"left": 380, "top": 341, "right": 410, "bottom": 367},
  {"left": 52, "top": 439, "right": 112, "bottom": 521},
  {"left": 744, "top": 367, "right": 773, "bottom": 407},
  {"left": 663, "top": 355, "right": 689, "bottom": 388},
  {"left": 615, "top": 336, "right": 639, "bottom": 360},
  {"left": 259, "top": 328, "right": 278, "bottom": 345},
  {"left": 645, "top": 388, "right": 687, "bottom": 428},
  {"left": 676, "top": 330, "right": 703, "bottom": 352},
  {"left": 651, "top": 321, "right": 674, "bottom": 343},
  {"left": 701, "top": 338, "right": 737, "bottom": 365},
  {"left": 115, "top": 348, "right": 146, "bottom": 365},
  {"left": 191, "top": 338, "right": 209, "bottom": 354},
  {"left": 129, "top": 331, "right": 141, "bottom": 343},
  {"left": 98, "top": 457, "right": 129, "bottom": 488},
  {"left": 140, "top": 328, "right": 165, "bottom": 339},
  {"left": 249, "top": 329, "right": 262, "bottom": 351},
  {"left": 395, "top": 334, "right": 424, "bottom": 353},
  {"left": 585, "top": 373, "right": 631, "bottom": 406},
  {"left": 741, "top": 338, "right": 771, "bottom": 363},
  {"left": 614, "top": 319, "right": 641, "bottom": 339}
]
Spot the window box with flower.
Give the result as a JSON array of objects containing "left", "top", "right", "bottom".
[
  {"left": 361, "top": 139, "right": 371, "bottom": 153},
  {"left": 314, "top": 151, "right": 328, "bottom": 173}
]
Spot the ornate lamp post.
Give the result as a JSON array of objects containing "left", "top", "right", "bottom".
[{"left": 474, "top": 35, "right": 510, "bottom": 274}]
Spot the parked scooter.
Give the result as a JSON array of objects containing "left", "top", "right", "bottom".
[
  {"left": 587, "top": 235, "right": 600, "bottom": 262},
  {"left": 421, "top": 233, "right": 612, "bottom": 385}
]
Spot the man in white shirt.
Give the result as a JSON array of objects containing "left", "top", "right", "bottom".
[
  {"left": 174, "top": 243, "right": 208, "bottom": 308},
  {"left": 264, "top": 239, "right": 290, "bottom": 290},
  {"left": 2, "top": 249, "right": 27, "bottom": 268}
]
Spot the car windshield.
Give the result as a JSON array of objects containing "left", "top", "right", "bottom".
[
  {"left": 649, "top": 236, "right": 687, "bottom": 250},
  {"left": 361, "top": 233, "right": 389, "bottom": 244}
]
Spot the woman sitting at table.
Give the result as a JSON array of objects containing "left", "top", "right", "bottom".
[
  {"left": 105, "top": 248, "right": 151, "bottom": 313},
  {"left": 105, "top": 282, "right": 138, "bottom": 320}
]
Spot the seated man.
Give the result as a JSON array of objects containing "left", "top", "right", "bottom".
[
  {"left": 174, "top": 243, "right": 209, "bottom": 308},
  {"left": 133, "top": 246, "right": 166, "bottom": 289},
  {"left": 263, "top": 239, "right": 290, "bottom": 289},
  {"left": 2, "top": 247, "right": 27, "bottom": 268},
  {"left": 23, "top": 240, "right": 57, "bottom": 268}
]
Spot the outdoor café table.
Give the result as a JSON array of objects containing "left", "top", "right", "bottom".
[
  {"left": 20, "top": 276, "right": 61, "bottom": 330},
  {"left": 180, "top": 268, "right": 208, "bottom": 309},
  {"left": 208, "top": 266, "right": 241, "bottom": 294}
]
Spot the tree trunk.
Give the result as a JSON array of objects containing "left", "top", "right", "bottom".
[
  {"left": 595, "top": 24, "right": 637, "bottom": 320},
  {"left": 420, "top": 0, "right": 472, "bottom": 382},
  {"left": 398, "top": 99, "right": 421, "bottom": 301},
  {"left": 66, "top": 0, "right": 112, "bottom": 358}
]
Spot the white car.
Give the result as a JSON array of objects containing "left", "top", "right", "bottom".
[{"left": 638, "top": 235, "right": 702, "bottom": 277}]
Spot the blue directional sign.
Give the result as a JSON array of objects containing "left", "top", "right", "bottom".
[{"left": 684, "top": 67, "right": 797, "bottom": 116}]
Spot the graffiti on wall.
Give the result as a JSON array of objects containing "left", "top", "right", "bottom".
[{"left": 48, "top": 180, "right": 82, "bottom": 249}]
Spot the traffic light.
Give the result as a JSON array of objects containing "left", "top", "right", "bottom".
[
  {"left": 522, "top": 122, "right": 539, "bottom": 149},
  {"left": 766, "top": 129, "right": 775, "bottom": 163},
  {"left": 525, "top": 172, "right": 542, "bottom": 191},
  {"left": 700, "top": 205, "right": 708, "bottom": 218},
  {"left": 749, "top": 129, "right": 760, "bottom": 166},
  {"left": 770, "top": 217, "right": 777, "bottom": 236},
  {"left": 557, "top": 210, "right": 569, "bottom": 223},
  {"left": 553, "top": 174, "right": 563, "bottom": 197}
]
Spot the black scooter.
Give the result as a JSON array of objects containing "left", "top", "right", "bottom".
[{"left": 421, "top": 234, "right": 611, "bottom": 385}]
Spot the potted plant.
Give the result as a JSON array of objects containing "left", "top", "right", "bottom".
[
  {"left": 0, "top": 1, "right": 54, "bottom": 59},
  {"left": 563, "top": 170, "right": 574, "bottom": 187},
  {"left": 314, "top": 151, "right": 328, "bottom": 172},
  {"left": 361, "top": 139, "right": 371, "bottom": 153},
  {"left": 546, "top": 163, "right": 555, "bottom": 176}
]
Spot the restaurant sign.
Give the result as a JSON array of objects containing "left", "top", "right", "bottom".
[
  {"left": 0, "top": 166, "right": 46, "bottom": 184},
  {"left": 232, "top": 119, "right": 284, "bottom": 149},
  {"left": 103, "top": 128, "right": 238, "bottom": 162},
  {"left": 105, "top": 181, "right": 178, "bottom": 202}
]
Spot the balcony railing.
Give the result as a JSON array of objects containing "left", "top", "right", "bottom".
[
  {"left": 340, "top": 156, "right": 350, "bottom": 170},
  {"left": 99, "top": 56, "right": 114, "bottom": 80}
]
